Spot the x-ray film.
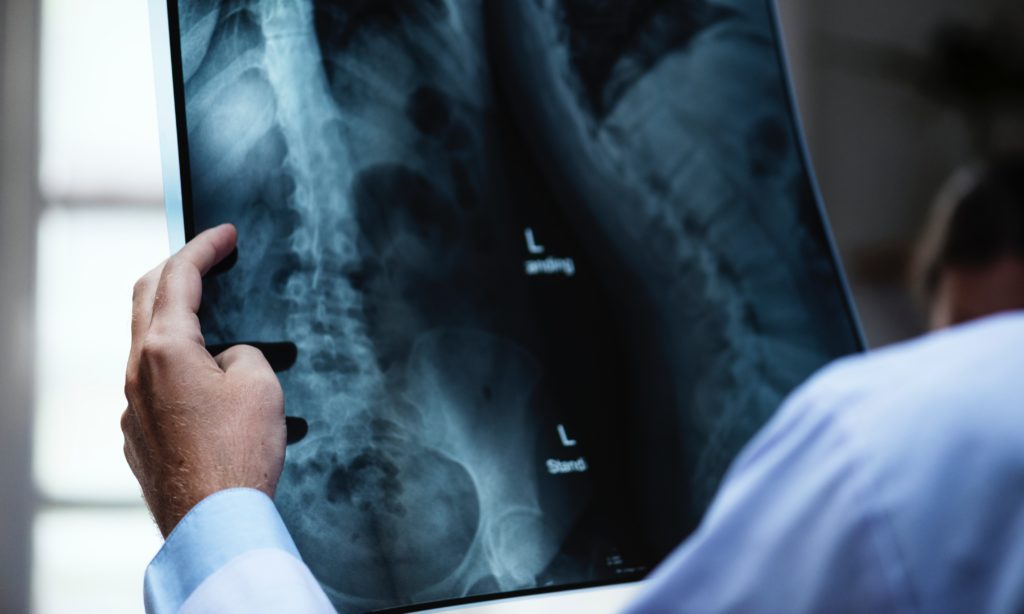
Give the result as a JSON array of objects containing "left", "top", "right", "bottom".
[{"left": 159, "top": 0, "right": 862, "bottom": 611}]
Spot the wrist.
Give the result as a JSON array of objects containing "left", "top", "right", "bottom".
[{"left": 152, "top": 474, "right": 278, "bottom": 538}]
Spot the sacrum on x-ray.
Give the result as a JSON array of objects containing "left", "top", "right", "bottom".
[{"left": 160, "top": 0, "right": 862, "bottom": 611}]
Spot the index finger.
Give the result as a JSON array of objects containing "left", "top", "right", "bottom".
[{"left": 148, "top": 223, "right": 237, "bottom": 340}]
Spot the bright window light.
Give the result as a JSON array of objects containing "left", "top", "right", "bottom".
[
  {"left": 32, "top": 507, "right": 163, "bottom": 614},
  {"left": 32, "top": 0, "right": 172, "bottom": 612},
  {"left": 39, "top": 0, "right": 164, "bottom": 202},
  {"left": 34, "top": 206, "right": 168, "bottom": 503}
]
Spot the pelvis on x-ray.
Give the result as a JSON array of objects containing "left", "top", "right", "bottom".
[{"left": 173, "top": 0, "right": 860, "bottom": 611}]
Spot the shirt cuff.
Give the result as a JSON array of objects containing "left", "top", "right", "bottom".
[{"left": 144, "top": 488, "right": 300, "bottom": 614}]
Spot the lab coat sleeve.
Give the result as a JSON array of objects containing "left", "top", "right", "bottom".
[
  {"left": 144, "top": 488, "right": 335, "bottom": 614},
  {"left": 623, "top": 366, "right": 918, "bottom": 614},
  {"left": 626, "top": 312, "right": 1024, "bottom": 613}
]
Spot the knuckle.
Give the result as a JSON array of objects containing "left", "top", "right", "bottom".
[
  {"left": 139, "top": 334, "right": 179, "bottom": 363},
  {"left": 246, "top": 362, "right": 281, "bottom": 395},
  {"left": 164, "top": 257, "right": 196, "bottom": 280},
  {"left": 260, "top": 369, "right": 284, "bottom": 394},
  {"left": 237, "top": 344, "right": 265, "bottom": 362},
  {"left": 133, "top": 268, "right": 160, "bottom": 300},
  {"left": 255, "top": 364, "right": 282, "bottom": 390},
  {"left": 131, "top": 277, "right": 147, "bottom": 301},
  {"left": 163, "top": 255, "right": 185, "bottom": 273},
  {"left": 123, "top": 366, "right": 140, "bottom": 398},
  {"left": 219, "top": 343, "right": 263, "bottom": 365}
]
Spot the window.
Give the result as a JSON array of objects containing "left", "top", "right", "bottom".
[{"left": 32, "top": 0, "right": 168, "bottom": 610}]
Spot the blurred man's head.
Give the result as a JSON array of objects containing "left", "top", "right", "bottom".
[{"left": 914, "top": 157, "right": 1024, "bottom": 329}]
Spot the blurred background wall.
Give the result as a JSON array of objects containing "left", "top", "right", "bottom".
[
  {"left": 0, "top": 0, "right": 1020, "bottom": 612},
  {"left": 781, "top": 0, "right": 1024, "bottom": 345}
]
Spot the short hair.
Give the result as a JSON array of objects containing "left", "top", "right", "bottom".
[{"left": 913, "top": 156, "right": 1024, "bottom": 301}]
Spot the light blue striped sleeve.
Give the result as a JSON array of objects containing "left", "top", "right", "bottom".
[{"left": 143, "top": 487, "right": 334, "bottom": 613}]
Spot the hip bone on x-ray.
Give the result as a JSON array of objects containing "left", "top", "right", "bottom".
[{"left": 170, "top": 0, "right": 861, "bottom": 611}]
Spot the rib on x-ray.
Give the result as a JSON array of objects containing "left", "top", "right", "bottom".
[{"left": 170, "top": 0, "right": 861, "bottom": 611}]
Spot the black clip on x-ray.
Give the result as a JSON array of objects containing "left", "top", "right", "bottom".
[{"left": 205, "top": 248, "right": 308, "bottom": 445}]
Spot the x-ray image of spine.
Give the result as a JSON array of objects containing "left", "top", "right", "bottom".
[
  {"left": 175, "top": 0, "right": 860, "bottom": 611},
  {"left": 485, "top": 0, "right": 860, "bottom": 546}
]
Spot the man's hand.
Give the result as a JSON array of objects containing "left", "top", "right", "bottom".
[{"left": 121, "top": 224, "right": 286, "bottom": 538}]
